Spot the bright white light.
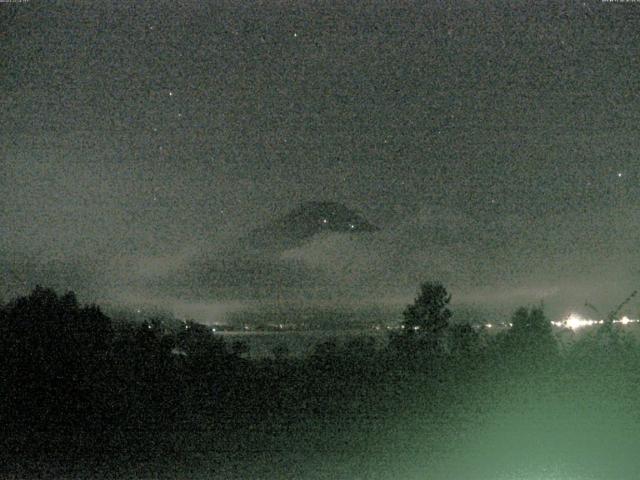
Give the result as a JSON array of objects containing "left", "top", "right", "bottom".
[
  {"left": 564, "top": 313, "right": 595, "bottom": 330},
  {"left": 556, "top": 313, "right": 639, "bottom": 330},
  {"left": 480, "top": 314, "right": 639, "bottom": 331},
  {"left": 613, "top": 316, "right": 638, "bottom": 325}
]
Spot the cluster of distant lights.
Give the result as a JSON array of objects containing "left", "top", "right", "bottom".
[
  {"left": 551, "top": 313, "right": 638, "bottom": 330},
  {"left": 476, "top": 313, "right": 639, "bottom": 331},
  {"left": 400, "top": 314, "right": 639, "bottom": 332},
  {"left": 200, "top": 317, "right": 640, "bottom": 333},
  {"left": 321, "top": 218, "right": 357, "bottom": 230},
  {"left": 140, "top": 309, "right": 638, "bottom": 333}
]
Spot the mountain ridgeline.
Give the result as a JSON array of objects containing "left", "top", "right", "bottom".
[{"left": 239, "top": 201, "right": 379, "bottom": 253}]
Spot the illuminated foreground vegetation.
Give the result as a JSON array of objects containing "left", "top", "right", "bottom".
[{"left": 2, "top": 284, "right": 640, "bottom": 479}]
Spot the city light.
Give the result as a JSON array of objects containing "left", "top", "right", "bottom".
[
  {"left": 549, "top": 312, "right": 638, "bottom": 330},
  {"left": 476, "top": 313, "right": 640, "bottom": 331}
]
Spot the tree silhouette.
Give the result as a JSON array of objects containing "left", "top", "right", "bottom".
[
  {"left": 389, "top": 282, "right": 453, "bottom": 363},
  {"left": 509, "top": 306, "right": 553, "bottom": 341},
  {"left": 0, "top": 286, "right": 114, "bottom": 431},
  {"left": 502, "top": 305, "right": 557, "bottom": 367},
  {"left": 402, "top": 281, "right": 452, "bottom": 335}
]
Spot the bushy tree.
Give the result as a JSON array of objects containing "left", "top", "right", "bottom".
[
  {"left": 401, "top": 281, "right": 452, "bottom": 335},
  {"left": 501, "top": 305, "right": 558, "bottom": 367},
  {"left": 510, "top": 306, "right": 553, "bottom": 343},
  {"left": 389, "top": 282, "right": 453, "bottom": 363},
  {"left": 0, "top": 286, "right": 113, "bottom": 430}
]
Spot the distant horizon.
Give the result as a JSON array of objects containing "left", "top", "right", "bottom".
[
  {"left": 4, "top": 1, "right": 640, "bottom": 328},
  {"left": 6, "top": 283, "right": 637, "bottom": 331}
]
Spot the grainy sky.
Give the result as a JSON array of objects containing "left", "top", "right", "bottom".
[{"left": 2, "top": 1, "right": 640, "bottom": 322}]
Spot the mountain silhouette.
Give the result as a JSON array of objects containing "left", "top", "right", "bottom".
[
  {"left": 239, "top": 201, "right": 379, "bottom": 252},
  {"left": 149, "top": 202, "right": 379, "bottom": 303}
]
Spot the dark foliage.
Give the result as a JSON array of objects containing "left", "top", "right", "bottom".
[
  {"left": 401, "top": 281, "right": 452, "bottom": 334},
  {"left": 499, "top": 305, "right": 558, "bottom": 369},
  {"left": 389, "top": 281, "right": 453, "bottom": 362},
  {"left": 2, "top": 284, "right": 639, "bottom": 478}
]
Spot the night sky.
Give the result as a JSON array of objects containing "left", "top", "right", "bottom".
[{"left": 2, "top": 1, "right": 640, "bottom": 322}]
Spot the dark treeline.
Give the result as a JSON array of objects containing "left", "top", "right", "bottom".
[{"left": 1, "top": 283, "right": 639, "bottom": 478}]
